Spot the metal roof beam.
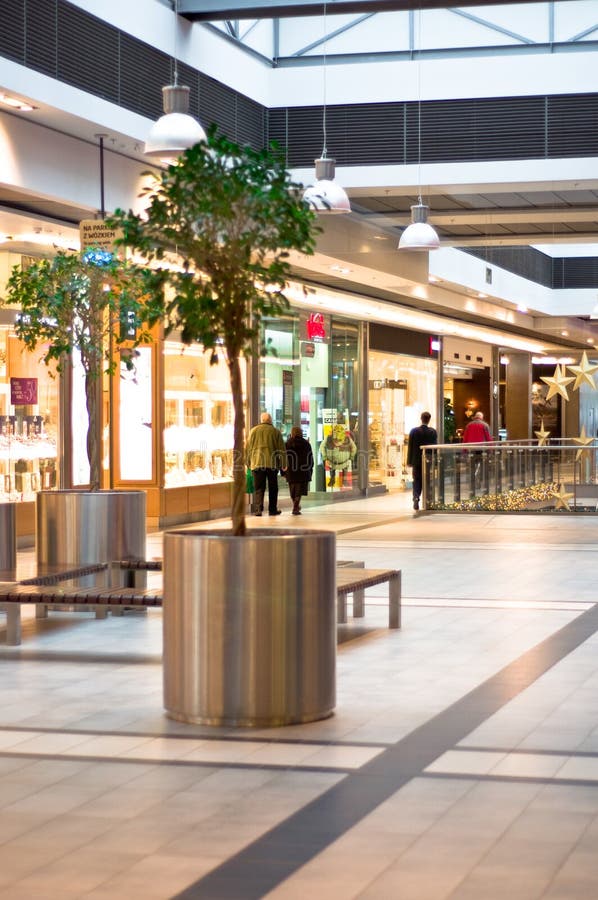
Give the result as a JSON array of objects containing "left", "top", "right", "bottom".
[
  {"left": 361, "top": 208, "right": 598, "bottom": 228},
  {"left": 178, "top": 0, "right": 540, "bottom": 21}
]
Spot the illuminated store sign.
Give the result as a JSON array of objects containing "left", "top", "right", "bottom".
[{"left": 305, "top": 312, "right": 327, "bottom": 342}]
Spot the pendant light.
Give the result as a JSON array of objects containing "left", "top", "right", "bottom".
[
  {"left": 302, "top": 2, "right": 351, "bottom": 213},
  {"left": 398, "top": 10, "right": 439, "bottom": 251},
  {"left": 145, "top": 0, "right": 206, "bottom": 160}
]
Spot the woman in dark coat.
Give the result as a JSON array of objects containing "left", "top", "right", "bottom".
[{"left": 285, "top": 426, "right": 314, "bottom": 515}]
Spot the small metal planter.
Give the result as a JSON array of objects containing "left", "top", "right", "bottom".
[
  {"left": 163, "top": 527, "right": 336, "bottom": 727},
  {"left": 36, "top": 490, "right": 146, "bottom": 567},
  {"left": 0, "top": 502, "right": 16, "bottom": 573}
]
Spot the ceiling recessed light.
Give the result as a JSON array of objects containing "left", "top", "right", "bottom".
[
  {"left": 561, "top": 330, "right": 569, "bottom": 337},
  {"left": 0, "top": 92, "right": 37, "bottom": 111},
  {"left": 517, "top": 304, "right": 528, "bottom": 313},
  {"left": 477, "top": 292, "right": 488, "bottom": 299},
  {"left": 330, "top": 265, "right": 352, "bottom": 275}
]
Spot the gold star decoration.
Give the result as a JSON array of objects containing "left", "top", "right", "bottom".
[
  {"left": 540, "top": 364, "right": 575, "bottom": 402},
  {"left": 567, "top": 352, "right": 598, "bottom": 391},
  {"left": 551, "top": 483, "right": 575, "bottom": 511},
  {"left": 534, "top": 419, "right": 551, "bottom": 446},
  {"left": 572, "top": 424, "right": 594, "bottom": 462}
]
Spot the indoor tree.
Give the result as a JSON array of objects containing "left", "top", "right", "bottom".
[
  {"left": 109, "top": 128, "right": 317, "bottom": 535},
  {"left": 2, "top": 248, "right": 160, "bottom": 491}
]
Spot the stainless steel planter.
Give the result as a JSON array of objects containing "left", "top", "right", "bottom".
[
  {"left": 0, "top": 502, "right": 16, "bottom": 572},
  {"left": 163, "top": 528, "right": 336, "bottom": 727},
  {"left": 36, "top": 490, "right": 146, "bottom": 566}
]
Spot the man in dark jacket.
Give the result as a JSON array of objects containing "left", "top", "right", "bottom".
[{"left": 407, "top": 411, "right": 437, "bottom": 511}]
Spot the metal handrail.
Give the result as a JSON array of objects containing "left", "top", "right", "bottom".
[{"left": 422, "top": 440, "right": 598, "bottom": 513}]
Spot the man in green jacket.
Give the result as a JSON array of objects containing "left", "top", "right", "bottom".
[{"left": 246, "top": 412, "right": 287, "bottom": 516}]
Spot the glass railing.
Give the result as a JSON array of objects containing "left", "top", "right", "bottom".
[{"left": 422, "top": 440, "right": 598, "bottom": 513}]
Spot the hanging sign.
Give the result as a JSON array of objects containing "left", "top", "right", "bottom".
[
  {"left": 79, "top": 219, "right": 123, "bottom": 252},
  {"left": 11, "top": 377, "right": 38, "bottom": 405}
]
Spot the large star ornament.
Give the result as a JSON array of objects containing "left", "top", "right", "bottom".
[
  {"left": 551, "top": 483, "right": 574, "bottom": 511},
  {"left": 540, "top": 364, "right": 575, "bottom": 402},
  {"left": 567, "top": 352, "right": 598, "bottom": 391},
  {"left": 534, "top": 419, "right": 551, "bottom": 446},
  {"left": 572, "top": 424, "right": 594, "bottom": 462}
]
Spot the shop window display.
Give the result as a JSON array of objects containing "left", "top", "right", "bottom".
[
  {"left": 0, "top": 329, "right": 58, "bottom": 501},
  {"left": 163, "top": 340, "right": 243, "bottom": 486},
  {"left": 368, "top": 351, "right": 437, "bottom": 490}
]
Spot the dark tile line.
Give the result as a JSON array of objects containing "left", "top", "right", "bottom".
[
  {"left": 0, "top": 749, "right": 354, "bottom": 775},
  {"left": 0, "top": 650, "right": 162, "bottom": 665},
  {"left": 0, "top": 725, "right": 390, "bottom": 748},
  {"left": 455, "top": 745, "right": 598, "bottom": 759},
  {"left": 174, "top": 603, "right": 598, "bottom": 899},
  {"left": 421, "top": 771, "right": 598, "bottom": 789}
]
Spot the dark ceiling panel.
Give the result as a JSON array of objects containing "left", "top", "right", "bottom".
[
  {"left": 0, "top": 0, "right": 25, "bottom": 63},
  {"left": 57, "top": 2, "right": 119, "bottom": 103},
  {"left": 25, "top": 0, "right": 56, "bottom": 77},
  {"left": 179, "top": 0, "right": 541, "bottom": 20}
]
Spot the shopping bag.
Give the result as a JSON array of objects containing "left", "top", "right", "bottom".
[{"left": 245, "top": 468, "right": 254, "bottom": 494}]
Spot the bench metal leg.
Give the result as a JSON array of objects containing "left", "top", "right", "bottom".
[
  {"left": 337, "top": 593, "right": 347, "bottom": 624},
  {"left": 389, "top": 572, "right": 401, "bottom": 629},
  {"left": 6, "top": 605, "right": 21, "bottom": 645},
  {"left": 35, "top": 604, "right": 48, "bottom": 619},
  {"left": 353, "top": 587, "right": 365, "bottom": 618}
]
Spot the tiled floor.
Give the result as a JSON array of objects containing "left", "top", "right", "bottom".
[{"left": 1, "top": 493, "right": 598, "bottom": 897}]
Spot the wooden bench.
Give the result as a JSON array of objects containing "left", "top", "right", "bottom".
[
  {"left": 336, "top": 567, "right": 401, "bottom": 629},
  {"left": 0, "top": 583, "right": 163, "bottom": 645},
  {"left": 0, "top": 562, "right": 400, "bottom": 646}
]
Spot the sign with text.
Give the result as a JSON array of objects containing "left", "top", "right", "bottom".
[
  {"left": 299, "top": 311, "right": 330, "bottom": 344},
  {"left": 11, "top": 377, "right": 37, "bottom": 405},
  {"left": 282, "top": 370, "right": 294, "bottom": 422},
  {"left": 79, "top": 219, "right": 123, "bottom": 251}
]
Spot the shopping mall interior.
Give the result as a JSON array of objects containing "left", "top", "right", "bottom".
[{"left": 1, "top": 0, "right": 598, "bottom": 896}]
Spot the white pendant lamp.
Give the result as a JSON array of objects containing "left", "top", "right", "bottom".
[
  {"left": 303, "top": 157, "right": 351, "bottom": 213},
  {"left": 398, "top": 200, "right": 440, "bottom": 251},
  {"left": 145, "top": 84, "right": 206, "bottom": 159},
  {"left": 302, "top": 2, "right": 351, "bottom": 214},
  {"left": 398, "top": 11, "right": 439, "bottom": 251},
  {"left": 145, "top": 1, "right": 206, "bottom": 160}
]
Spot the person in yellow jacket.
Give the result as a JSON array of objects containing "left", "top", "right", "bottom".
[
  {"left": 246, "top": 412, "right": 287, "bottom": 515},
  {"left": 320, "top": 424, "right": 356, "bottom": 488}
]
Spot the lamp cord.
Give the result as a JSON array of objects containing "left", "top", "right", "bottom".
[
  {"left": 173, "top": 0, "right": 179, "bottom": 86},
  {"left": 322, "top": 0, "right": 327, "bottom": 158},
  {"left": 417, "top": 6, "right": 422, "bottom": 205}
]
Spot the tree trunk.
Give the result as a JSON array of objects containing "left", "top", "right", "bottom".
[
  {"left": 228, "top": 354, "right": 246, "bottom": 536},
  {"left": 84, "top": 370, "right": 101, "bottom": 492}
]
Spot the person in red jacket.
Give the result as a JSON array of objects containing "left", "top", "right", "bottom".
[{"left": 462, "top": 411, "right": 492, "bottom": 443}]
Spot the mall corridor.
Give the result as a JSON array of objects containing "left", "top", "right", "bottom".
[{"left": 0, "top": 495, "right": 598, "bottom": 898}]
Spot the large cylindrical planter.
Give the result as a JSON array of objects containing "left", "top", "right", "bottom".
[
  {"left": 163, "top": 528, "right": 336, "bottom": 727},
  {"left": 36, "top": 490, "right": 146, "bottom": 566},
  {"left": 0, "top": 502, "right": 16, "bottom": 573}
]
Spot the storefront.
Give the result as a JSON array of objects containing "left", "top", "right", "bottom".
[
  {"left": 368, "top": 324, "right": 439, "bottom": 491},
  {"left": 260, "top": 310, "right": 360, "bottom": 497}
]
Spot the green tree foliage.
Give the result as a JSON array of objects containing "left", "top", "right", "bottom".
[
  {"left": 110, "top": 128, "right": 317, "bottom": 535},
  {"left": 2, "top": 248, "right": 160, "bottom": 491}
]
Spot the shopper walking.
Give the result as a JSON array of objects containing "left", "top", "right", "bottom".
[
  {"left": 462, "top": 410, "right": 492, "bottom": 443},
  {"left": 246, "top": 412, "right": 287, "bottom": 516},
  {"left": 285, "top": 426, "right": 314, "bottom": 515},
  {"left": 407, "top": 411, "right": 438, "bottom": 511}
]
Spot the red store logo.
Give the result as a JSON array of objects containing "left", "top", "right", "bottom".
[{"left": 306, "top": 313, "right": 326, "bottom": 342}]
